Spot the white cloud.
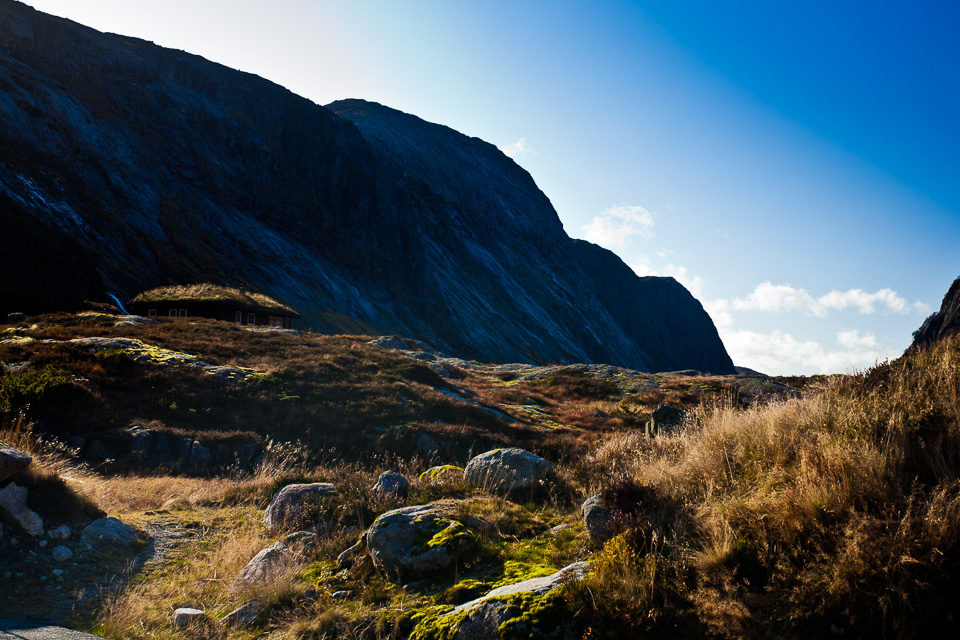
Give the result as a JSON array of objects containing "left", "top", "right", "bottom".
[
  {"left": 732, "top": 281, "right": 918, "bottom": 317},
  {"left": 719, "top": 328, "right": 895, "bottom": 375},
  {"left": 836, "top": 329, "right": 878, "bottom": 349},
  {"left": 499, "top": 137, "right": 533, "bottom": 157},
  {"left": 582, "top": 205, "right": 654, "bottom": 249},
  {"left": 818, "top": 288, "right": 909, "bottom": 314},
  {"left": 733, "top": 282, "right": 821, "bottom": 315}
]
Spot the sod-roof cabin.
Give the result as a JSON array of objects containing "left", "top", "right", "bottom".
[{"left": 130, "top": 284, "right": 300, "bottom": 329}]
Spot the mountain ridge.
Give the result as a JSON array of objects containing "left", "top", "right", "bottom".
[{"left": 0, "top": 0, "right": 734, "bottom": 373}]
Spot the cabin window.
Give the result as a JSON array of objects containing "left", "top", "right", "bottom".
[
  {"left": 179, "top": 309, "right": 187, "bottom": 318},
  {"left": 247, "top": 313, "right": 256, "bottom": 325},
  {"left": 269, "top": 316, "right": 283, "bottom": 328},
  {"left": 148, "top": 309, "right": 156, "bottom": 317},
  {"left": 235, "top": 311, "right": 242, "bottom": 324},
  {"left": 169, "top": 309, "right": 178, "bottom": 317}
]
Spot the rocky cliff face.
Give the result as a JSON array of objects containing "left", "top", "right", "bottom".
[
  {"left": 0, "top": 0, "right": 734, "bottom": 373},
  {"left": 910, "top": 277, "right": 960, "bottom": 350}
]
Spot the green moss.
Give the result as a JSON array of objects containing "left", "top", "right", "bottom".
[
  {"left": 419, "top": 465, "right": 464, "bottom": 483},
  {"left": 495, "top": 589, "right": 569, "bottom": 640},
  {"left": 410, "top": 589, "right": 571, "bottom": 640},
  {"left": 436, "top": 578, "right": 491, "bottom": 604},
  {"left": 412, "top": 517, "right": 476, "bottom": 555},
  {"left": 492, "top": 561, "right": 556, "bottom": 588},
  {"left": 408, "top": 604, "right": 465, "bottom": 640}
]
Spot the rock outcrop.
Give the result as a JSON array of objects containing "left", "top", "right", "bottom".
[
  {"left": 0, "top": 0, "right": 734, "bottom": 374},
  {"left": 911, "top": 277, "right": 960, "bottom": 349}
]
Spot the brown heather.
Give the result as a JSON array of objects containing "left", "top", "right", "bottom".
[{"left": 4, "top": 311, "right": 960, "bottom": 638}]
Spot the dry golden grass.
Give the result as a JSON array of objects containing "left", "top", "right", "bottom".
[{"left": 571, "top": 334, "right": 960, "bottom": 638}]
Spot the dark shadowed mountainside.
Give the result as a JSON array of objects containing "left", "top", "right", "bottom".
[
  {"left": 911, "top": 277, "right": 960, "bottom": 350},
  {"left": 0, "top": 0, "right": 734, "bottom": 373}
]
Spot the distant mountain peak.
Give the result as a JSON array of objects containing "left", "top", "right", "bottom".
[{"left": 0, "top": 0, "right": 734, "bottom": 373}]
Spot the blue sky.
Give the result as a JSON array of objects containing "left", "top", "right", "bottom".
[{"left": 23, "top": 0, "right": 960, "bottom": 374}]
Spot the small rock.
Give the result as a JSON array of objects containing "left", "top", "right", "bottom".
[
  {"left": 82, "top": 517, "right": 141, "bottom": 549},
  {"left": 0, "top": 444, "right": 32, "bottom": 484},
  {"left": 6, "top": 312, "right": 26, "bottom": 324},
  {"left": 220, "top": 600, "right": 263, "bottom": 628},
  {"left": 51, "top": 568, "right": 65, "bottom": 582},
  {"left": 331, "top": 590, "right": 351, "bottom": 600},
  {"left": 372, "top": 470, "right": 409, "bottom": 499},
  {"left": 463, "top": 448, "right": 553, "bottom": 496},
  {"left": 416, "top": 434, "right": 441, "bottom": 456},
  {"left": 581, "top": 495, "right": 614, "bottom": 545},
  {"left": 648, "top": 404, "right": 688, "bottom": 436},
  {"left": 0, "top": 481, "right": 44, "bottom": 536},
  {"left": 264, "top": 483, "right": 336, "bottom": 533},
  {"left": 173, "top": 607, "right": 206, "bottom": 629},
  {"left": 549, "top": 523, "right": 572, "bottom": 535},
  {"left": 234, "top": 541, "right": 293, "bottom": 587},
  {"left": 38, "top": 539, "right": 48, "bottom": 548},
  {"left": 52, "top": 545, "right": 73, "bottom": 562},
  {"left": 336, "top": 536, "right": 366, "bottom": 570},
  {"left": 284, "top": 530, "right": 320, "bottom": 556},
  {"left": 48, "top": 525, "right": 71, "bottom": 540}
]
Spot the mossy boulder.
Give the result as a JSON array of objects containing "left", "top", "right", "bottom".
[
  {"left": 411, "top": 561, "right": 590, "bottom": 639},
  {"left": 366, "top": 501, "right": 481, "bottom": 581},
  {"left": 464, "top": 448, "right": 552, "bottom": 496}
]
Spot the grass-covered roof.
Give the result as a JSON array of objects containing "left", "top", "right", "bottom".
[{"left": 131, "top": 284, "right": 298, "bottom": 315}]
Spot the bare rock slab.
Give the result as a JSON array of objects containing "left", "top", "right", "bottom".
[{"left": 264, "top": 483, "right": 335, "bottom": 533}]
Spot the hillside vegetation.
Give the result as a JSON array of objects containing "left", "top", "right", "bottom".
[{"left": 2, "top": 312, "right": 958, "bottom": 638}]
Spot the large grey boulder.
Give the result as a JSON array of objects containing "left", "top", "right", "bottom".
[
  {"left": 234, "top": 541, "right": 293, "bottom": 587},
  {"left": 414, "top": 561, "right": 591, "bottom": 640},
  {"left": 0, "top": 444, "right": 32, "bottom": 484},
  {"left": 82, "top": 516, "right": 141, "bottom": 548},
  {"left": 264, "top": 483, "right": 336, "bottom": 533},
  {"left": 581, "top": 495, "right": 613, "bottom": 545},
  {"left": 0, "top": 481, "right": 43, "bottom": 536},
  {"left": 365, "top": 501, "right": 479, "bottom": 580},
  {"left": 372, "top": 470, "right": 409, "bottom": 499},
  {"left": 463, "top": 448, "right": 552, "bottom": 495}
]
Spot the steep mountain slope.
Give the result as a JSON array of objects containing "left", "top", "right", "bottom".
[
  {"left": 0, "top": 0, "right": 734, "bottom": 373},
  {"left": 910, "top": 277, "right": 960, "bottom": 349}
]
